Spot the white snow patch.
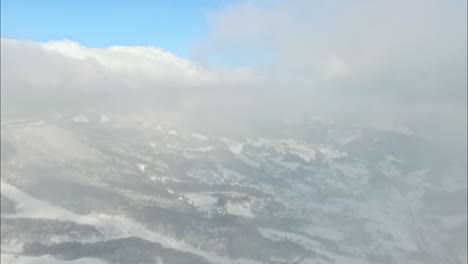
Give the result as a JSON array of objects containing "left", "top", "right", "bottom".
[
  {"left": 376, "top": 156, "right": 407, "bottom": 178},
  {"left": 235, "top": 153, "right": 261, "bottom": 168},
  {"left": 187, "top": 146, "right": 214, "bottom": 153},
  {"left": 184, "top": 193, "right": 219, "bottom": 215},
  {"left": 219, "top": 137, "right": 243, "bottom": 153},
  {"left": 153, "top": 124, "right": 164, "bottom": 132},
  {"left": 259, "top": 228, "right": 320, "bottom": 249},
  {"left": 316, "top": 147, "right": 347, "bottom": 160},
  {"left": 137, "top": 163, "right": 147, "bottom": 173},
  {"left": 226, "top": 201, "right": 255, "bottom": 218},
  {"left": 1, "top": 253, "right": 107, "bottom": 264},
  {"left": 298, "top": 226, "right": 344, "bottom": 242},
  {"left": 250, "top": 138, "right": 317, "bottom": 162},
  {"left": 185, "top": 193, "right": 218, "bottom": 207},
  {"left": 305, "top": 248, "right": 371, "bottom": 264},
  {"left": 216, "top": 165, "right": 246, "bottom": 181},
  {"left": 100, "top": 114, "right": 110, "bottom": 123},
  {"left": 72, "top": 114, "right": 89, "bottom": 123},
  {"left": 168, "top": 129, "right": 178, "bottom": 135}
]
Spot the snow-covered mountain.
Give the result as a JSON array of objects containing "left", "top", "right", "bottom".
[{"left": 1, "top": 114, "right": 466, "bottom": 264}]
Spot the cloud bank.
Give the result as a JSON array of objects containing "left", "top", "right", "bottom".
[
  {"left": 1, "top": 0, "right": 466, "bottom": 149},
  {"left": 1, "top": 38, "right": 259, "bottom": 126}
]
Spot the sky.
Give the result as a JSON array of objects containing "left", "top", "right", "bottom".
[
  {"left": 1, "top": 0, "right": 239, "bottom": 59},
  {"left": 1, "top": 0, "right": 467, "bottom": 150}
]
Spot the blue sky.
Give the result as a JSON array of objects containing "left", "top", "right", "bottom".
[{"left": 1, "top": 0, "right": 239, "bottom": 59}]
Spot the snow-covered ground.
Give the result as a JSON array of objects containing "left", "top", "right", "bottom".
[
  {"left": 1, "top": 118, "right": 465, "bottom": 264},
  {"left": 1, "top": 253, "right": 107, "bottom": 264},
  {"left": 1, "top": 181, "right": 259, "bottom": 264}
]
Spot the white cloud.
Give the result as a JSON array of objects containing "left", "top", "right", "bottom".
[
  {"left": 197, "top": 0, "right": 467, "bottom": 101},
  {"left": 0, "top": 38, "right": 261, "bottom": 122},
  {"left": 1, "top": 0, "right": 466, "bottom": 149},
  {"left": 41, "top": 39, "right": 258, "bottom": 86},
  {"left": 191, "top": 0, "right": 467, "bottom": 147}
]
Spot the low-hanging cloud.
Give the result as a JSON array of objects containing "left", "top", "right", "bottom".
[
  {"left": 1, "top": 0, "right": 466, "bottom": 150},
  {"left": 1, "top": 38, "right": 259, "bottom": 121},
  {"left": 1, "top": 38, "right": 258, "bottom": 93},
  {"left": 196, "top": 0, "right": 466, "bottom": 101},
  {"left": 193, "top": 0, "right": 467, "bottom": 146}
]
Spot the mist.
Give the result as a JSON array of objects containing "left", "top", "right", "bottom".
[
  {"left": 2, "top": 0, "right": 467, "bottom": 146},
  {"left": 1, "top": 0, "right": 467, "bottom": 263}
]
